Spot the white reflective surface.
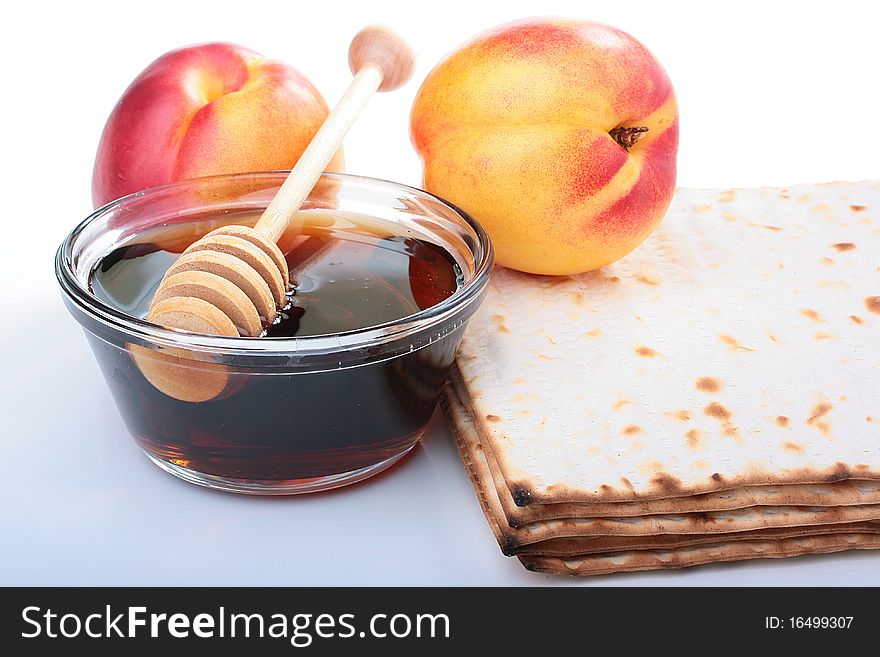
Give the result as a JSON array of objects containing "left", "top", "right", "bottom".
[{"left": 2, "top": 291, "right": 878, "bottom": 586}]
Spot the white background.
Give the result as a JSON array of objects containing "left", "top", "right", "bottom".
[{"left": 1, "top": 0, "right": 879, "bottom": 584}]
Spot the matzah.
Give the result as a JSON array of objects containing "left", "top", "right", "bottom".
[
  {"left": 445, "top": 181, "right": 880, "bottom": 576},
  {"left": 456, "top": 181, "right": 880, "bottom": 504},
  {"left": 447, "top": 382, "right": 880, "bottom": 553},
  {"left": 519, "top": 535, "right": 880, "bottom": 576}
]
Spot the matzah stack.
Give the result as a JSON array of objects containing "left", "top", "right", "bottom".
[{"left": 445, "top": 179, "right": 880, "bottom": 576}]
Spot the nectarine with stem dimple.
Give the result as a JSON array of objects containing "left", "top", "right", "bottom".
[
  {"left": 92, "top": 42, "right": 343, "bottom": 207},
  {"left": 410, "top": 18, "right": 679, "bottom": 275}
]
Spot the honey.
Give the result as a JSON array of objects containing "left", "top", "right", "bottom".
[{"left": 86, "top": 210, "right": 463, "bottom": 487}]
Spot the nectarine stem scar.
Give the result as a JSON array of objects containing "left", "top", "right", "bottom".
[{"left": 610, "top": 126, "right": 649, "bottom": 151}]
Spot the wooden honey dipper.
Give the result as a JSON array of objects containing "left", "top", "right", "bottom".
[{"left": 134, "top": 26, "right": 415, "bottom": 402}]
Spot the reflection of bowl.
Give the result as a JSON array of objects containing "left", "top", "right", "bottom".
[{"left": 56, "top": 172, "right": 493, "bottom": 494}]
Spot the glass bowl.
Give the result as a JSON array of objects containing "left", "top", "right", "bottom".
[{"left": 56, "top": 172, "right": 493, "bottom": 494}]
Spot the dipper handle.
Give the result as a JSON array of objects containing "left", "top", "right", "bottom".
[{"left": 254, "top": 26, "right": 415, "bottom": 243}]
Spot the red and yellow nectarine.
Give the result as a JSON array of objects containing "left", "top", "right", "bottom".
[
  {"left": 410, "top": 19, "right": 678, "bottom": 275},
  {"left": 93, "top": 43, "right": 343, "bottom": 208}
]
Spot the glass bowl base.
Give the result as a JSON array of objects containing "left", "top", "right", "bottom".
[{"left": 143, "top": 446, "right": 414, "bottom": 495}]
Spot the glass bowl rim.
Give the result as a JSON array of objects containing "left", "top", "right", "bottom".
[{"left": 56, "top": 171, "right": 494, "bottom": 358}]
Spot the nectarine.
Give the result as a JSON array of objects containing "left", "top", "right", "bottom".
[
  {"left": 410, "top": 19, "right": 678, "bottom": 275},
  {"left": 93, "top": 43, "right": 343, "bottom": 208}
]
